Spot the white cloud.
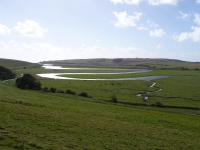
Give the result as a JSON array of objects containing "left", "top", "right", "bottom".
[
  {"left": 111, "top": 0, "right": 143, "bottom": 5},
  {"left": 137, "top": 25, "right": 148, "bottom": 30},
  {"left": 111, "top": 0, "right": 181, "bottom": 5},
  {"left": 81, "top": 44, "right": 85, "bottom": 47},
  {"left": 1, "top": 40, "right": 199, "bottom": 62},
  {"left": 96, "top": 39, "right": 103, "bottom": 42},
  {"left": 174, "top": 14, "right": 200, "bottom": 42},
  {"left": 13, "top": 20, "right": 48, "bottom": 38},
  {"left": 147, "top": 0, "right": 180, "bottom": 5},
  {"left": 197, "top": 0, "right": 200, "bottom": 3},
  {"left": 174, "top": 26, "right": 200, "bottom": 42},
  {"left": 147, "top": 19, "right": 159, "bottom": 28},
  {"left": 156, "top": 44, "right": 164, "bottom": 48},
  {"left": 114, "top": 46, "right": 145, "bottom": 53},
  {"left": 149, "top": 29, "right": 166, "bottom": 37},
  {"left": 78, "top": 46, "right": 108, "bottom": 53},
  {"left": 77, "top": 46, "right": 147, "bottom": 59},
  {"left": 0, "top": 41, "right": 8, "bottom": 49},
  {"left": 0, "top": 24, "right": 11, "bottom": 36},
  {"left": 21, "top": 43, "right": 70, "bottom": 53},
  {"left": 6, "top": 42, "right": 71, "bottom": 62},
  {"left": 194, "top": 14, "right": 200, "bottom": 25},
  {"left": 10, "top": 40, "right": 20, "bottom": 47},
  {"left": 179, "top": 11, "right": 190, "bottom": 19},
  {"left": 111, "top": 0, "right": 123, "bottom": 4},
  {"left": 113, "top": 11, "right": 142, "bottom": 27}
]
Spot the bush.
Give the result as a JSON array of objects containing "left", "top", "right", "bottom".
[
  {"left": 78, "top": 92, "right": 88, "bottom": 97},
  {"left": 0, "top": 66, "right": 16, "bottom": 80},
  {"left": 50, "top": 87, "right": 57, "bottom": 93},
  {"left": 43, "top": 87, "right": 49, "bottom": 92},
  {"left": 15, "top": 74, "right": 41, "bottom": 90},
  {"left": 111, "top": 94, "right": 118, "bottom": 103},
  {"left": 152, "top": 102, "right": 164, "bottom": 107},
  {"left": 66, "top": 89, "right": 76, "bottom": 95},
  {"left": 57, "top": 89, "right": 64, "bottom": 93}
]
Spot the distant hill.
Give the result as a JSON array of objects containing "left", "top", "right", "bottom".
[
  {"left": 0, "top": 58, "right": 40, "bottom": 70},
  {"left": 40, "top": 58, "right": 200, "bottom": 70},
  {"left": 0, "top": 66, "right": 16, "bottom": 80}
]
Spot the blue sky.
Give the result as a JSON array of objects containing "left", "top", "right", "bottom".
[{"left": 0, "top": 0, "right": 200, "bottom": 62}]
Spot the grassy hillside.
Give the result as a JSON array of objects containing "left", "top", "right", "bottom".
[
  {"left": 0, "top": 81, "right": 200, "bottom": 149},
  {"left": 0, "top": 58, "right": 40, "bottom": 70},
  {"left": 0, "top": 58, "right": 42, "bottom": 78},
  {"left": 41, "top": 58, "right": 200, "bottom": 70}
]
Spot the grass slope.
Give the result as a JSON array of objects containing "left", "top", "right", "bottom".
[
  {"left": 0, "top": 58, "right": 40, "bottom": 70},
  {"left": 0, "top": 82, "right": 200, "bottom": 149}
]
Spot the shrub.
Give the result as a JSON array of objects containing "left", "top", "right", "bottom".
[
  {"left": 152, "top": 102, "right": 164, "bottom": 107},
  {"left": 78, "top": 92, "right": 88, "bottom": 97},
  {"left": 111, "top": 94, "right": 118, "bottom": 103},
  {"left": 66, "top": 89, "right": 76, "bottom": 95},
  {"left": 0, "top": 66, "right": 16, "bottom": 80},
  {"left": 50, "top": 87, "right": 57, "bottom": 93},
  {"left": 43, "top": 87, "right": 49, "bottom": 92},
  {"left": 15, "top": 74, "right": 41, "bottom": 90},
  {"left": 57, "top": 89, "right": 65, "bottom": 93}
]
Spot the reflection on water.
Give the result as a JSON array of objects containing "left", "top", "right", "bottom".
[
  {"left": 37, "top": 65, "right": 167, "bottom": 81},
  {"left": 42, "top": 65, "right": 141, "bottom": 71},
  {"left": 37, "top": 73, "right": 167, "bottom": 81}
]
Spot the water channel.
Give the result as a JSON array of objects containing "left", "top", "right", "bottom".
[{"left": 136, "top": 82, "right": 163, "bottom": 101}]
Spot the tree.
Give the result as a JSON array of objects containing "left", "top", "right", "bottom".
[
  {"left": 0, "top": 66, "right": 15, "bottom": 80},
  {"left": 111, "top": 94, "right": 118, "bottom": 103},
  {"left": 15, "top": 74, "right": 41, "bottom": 90},
  {"left": 50, "top": 87, "right": 57, "bottom": 93},
  {"left": 78, "top": 92, "right": 88, "bottom": 97}
]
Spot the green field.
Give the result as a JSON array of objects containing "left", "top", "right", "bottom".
[
  {"left": 1, "top": 58, "right": 200, "bottom": 149},
  {"left": 59, "top": 69, "right": 200, "bottom": 79},
  {"left": 39, "top": 76, "right": 200, "bottom": 108},
  {"left": 1, "top": 82, "right": 200, "bottom": 149}
]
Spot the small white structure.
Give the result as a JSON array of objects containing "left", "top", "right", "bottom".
[{"left": 143, "top": 97, "right": 148, "bottom": 101}]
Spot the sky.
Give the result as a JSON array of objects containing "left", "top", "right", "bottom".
[{"left": 0, "top": 0, "right": 200, "bottom": 62}]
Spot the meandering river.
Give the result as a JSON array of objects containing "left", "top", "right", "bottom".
[
  {"left": 36, "top": 65, "right": 165, "bottom": 100},
  {"left": 37, "top": 65, "right": 167, "bottom": 81}
]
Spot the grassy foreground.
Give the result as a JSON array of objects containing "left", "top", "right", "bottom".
[
  {"left": 1, "top": 58, "right": 200, "bottom": 149},
  {"left": 1, "top": 82, "right": 200, "bottom": 149}
]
